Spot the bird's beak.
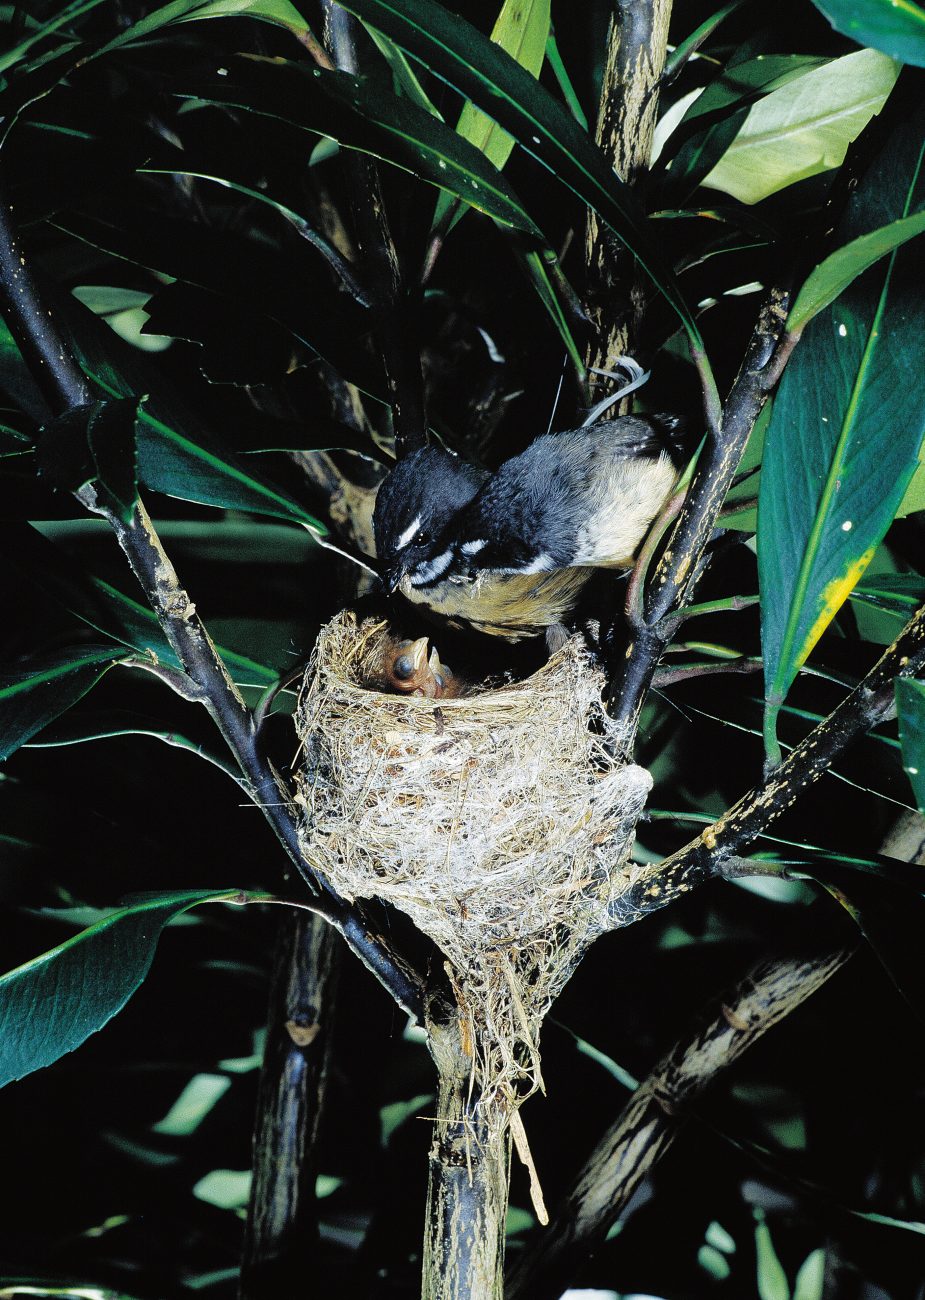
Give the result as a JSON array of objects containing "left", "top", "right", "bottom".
[
  {"left": 410, "top": 637, "right": 429, "bottom": 673},
  {"left": 381, "top": 562, "right": 404, "bottom": 595}
]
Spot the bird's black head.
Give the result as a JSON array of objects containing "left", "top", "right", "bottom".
[{"left": 373, "top": 444, "right": 486, "bottom": 592}]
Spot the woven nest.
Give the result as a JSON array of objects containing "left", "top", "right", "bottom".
[{"left": 294, "top": 611, "right": 651, "bottom": 1118}]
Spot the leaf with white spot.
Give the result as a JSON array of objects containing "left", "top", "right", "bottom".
[
  {"left": 759, "top": 106, "right": 925, "bottom": 757},
  {"left": 896, "top": 678, "right": 925, "bottom": 814}
]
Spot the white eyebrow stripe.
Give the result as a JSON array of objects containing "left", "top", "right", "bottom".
[
  {"left": 410, "top": 548, "right": 453, "bottom": 586},
  {"left": 460, "top": 538, "right": 487, "bottom": 555},
  {"left": 395, "top": 515, "right": 422, "bottom": 551}
]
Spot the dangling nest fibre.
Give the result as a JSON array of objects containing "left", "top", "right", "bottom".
[{"left": 294, "top": 612, "right": 651, "bottom": 1122}]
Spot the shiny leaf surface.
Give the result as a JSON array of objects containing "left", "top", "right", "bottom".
[
  {"left": 333, "top": 0, "right": 703, "bottom": 347},
  {"left": 0, "top": 890, "right": 244, "bottom": 1087},
  {"left": 0, "top": 644, "right": 126, "bottom": 761},
  {"left": 896, "top": 677, "right": 925, "bottom": 813},
  {"left": 812, "top": 0, "right": 925, "bottom": 67},
  {"left": 432, "top": 0, "right": 550, "bottom": 233},
  {"left": 788, "top": 210, "right": 925, "bottom": 335},
  {"left": 178, "top": 56, "right": 543, "bottom": 236},
  {"left": 702, "top": 49, "right": 898, "bottom": 204},
  {"left": 759, "top": 108, "right": 925, "bottom": 754}
]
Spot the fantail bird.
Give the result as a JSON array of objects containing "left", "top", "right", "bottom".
[{"left": 373, "top": 414, "right": 684, "bottom": 643}]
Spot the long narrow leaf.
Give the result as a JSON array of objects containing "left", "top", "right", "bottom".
[
  {"left": 432, "top": 0, "right": 551, "bottom": 233},
  {"left": 0, "top": 890, "right": 248, "bottom": 1087},
  {"left": 759, "top": 108, "right": 925, "bottom": 756},
  {"left": 27, "top": 708, "right": 245, "bottom": 784},
  {"left": 896, "top": 678, "right": 925, "bottom": 814},
  {"left": 174, "top": 56, "right": 543, "bottom": 236},
  {"left": 91, "top": 0, "right": 310, "bottom": 60},
  {"left": 56, "top": 296, "right": 330, "bottom": 532},
  {"left": 788, "top": 210, "right": 925, "bottom": 334},
  {"left": 6, "top": 523, "right": 279, "bottom": 686},
  {"left": 333, "top": 0, "right": 705, "bottom": 352},
  {"left": 0, "top": 0, "right": 110, "bottom": 76},
  {"left": 0, "top": 645, "right": 126, "bottom": 761}
]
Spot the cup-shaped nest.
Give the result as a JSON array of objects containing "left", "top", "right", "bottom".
[{"left": 294, "top": 612, "right": 651, "bottom": 1105}]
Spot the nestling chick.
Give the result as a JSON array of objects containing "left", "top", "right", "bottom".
[
  {"left": 386, "top": 636, "right": 438, "bottom": 696},
  {"left": 382, "top": 636, "right": 463, "bottom": 698},
  {"left": 373, "top": 415, "right": 683, "bottom": 643}
]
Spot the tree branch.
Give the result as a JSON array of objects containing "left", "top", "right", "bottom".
[
  {"left": 585, "top": 0, "right": 674, "bottom": 379},
  {"left": 322, "top": 3, "right": 426, "bottom": 457},
  {"left": 0, "top": 185, "right": 426, "bottom": 1024},
  {"left": 506, "top": 937, "right": 855, "bottom": 1300},
  {"left": 0, "top": 195, "right": 90, "bottom": 413},
  {"left": 240, "top": 910, "right": 340, "bottom": 1296},
  {"left": 613, "top": 602, "right": 925, "bottom": 924},
  {"left": 607, "top": 288, "right": 797, "bottom": 751},
  {"left": 423, "top": 988, "right": 510, "bottom": 1300}
]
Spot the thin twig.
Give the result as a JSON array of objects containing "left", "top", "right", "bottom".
[{"left": 652, "top": 656, "right": 761, "bottom": 687}]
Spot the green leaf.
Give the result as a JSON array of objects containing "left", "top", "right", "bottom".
[
  {"left": 380, "top": 1091, "right": 434, "bottom": 1144},
  {"left": 754, "top": 1211, "right": 791, "bottom": 1300},
  {"left": 898, "top": 457, "right": 925, "bottom": 516},
  {"left": 759, "top": 108, "right": 925, "bottom": 756},
  {"left": 177, "top": 56, "right": 543, "bottom": 237},
  {"left": 812, "top": 0, "right": 925, "bottom": 68},
  {"left": 54, "top": 288, "right": 332, "bottom": 532},
  {"left": 788, "top": 211, "right": 925, "bottom": 335},
  {"left": 193, "top": 1168, "right": 252, "bottom": 1209},
  {"left": 850, "top": 572, "right": 925, "bottom": 620},
  {"left": 134, "top": 400, "right": 324, "bottom": 530},
  {"left": 544, "top": 28, "right": 587, "bottom": 129},
  {"left": 91, "top": 0, "right": 310, "bottom": 60},
  {"left": 792, "top": 1249, "right": 826, "bottom": 1300},
  {"left": 0, "top": 891, "right": 244, "bottom": 1087},
  {"left": 6, "top": 523, "right": 279, "bottom": 686},
  {"left": 73, "top": 284, "right": 174, "bottom": 355},
  {"left": 59, "top": 197, "right": 377, "bottom": 391},
  {"left": 896, "top": 678, "right": 925, "bottom": 813},
  {"left": 0, "top": 0, "right": 110, "bottom": 77},
  {"left": 87, "top": 398, "right": 139, "bottom": 523},
  {"left": 26, "top": 708, "right": 245, "bottom": 785},
  {"left": 0, "top": 645, "right": 126, "bottom": 762},
  {"left": 702, "top": 49, "right": 899, "bottom": 204},
  {"left": 365, "top": 25, "right": 443, "bottom": 115},
  {"left": 661, "top": 54, "right": 828, "bottom": 199},
  {"left": 332, "top": 0, "right": 705, "bottom": 352},
  {"left": 663, "top": 0, "right": 748, "bottom": 83},
  {"left": 515, "top": 247, "right": 584, "bottom": 376},
  {"left": 432, "top": 0, "right": 551, "bottom": 234},
  {"left": 153, "top": 1073, "right": 232, "bottom": 1135}
]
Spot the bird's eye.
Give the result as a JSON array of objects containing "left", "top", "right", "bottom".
[
  {"left": 393, "top": 655, "right": 415, "bottom": 680},
  {"left": 416, "top": 530, "right": 432, "bottom": 546}
]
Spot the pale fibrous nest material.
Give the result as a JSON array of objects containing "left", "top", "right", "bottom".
[{"left": 294, "top": 611, "right": 652, "bottom": 1123}]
